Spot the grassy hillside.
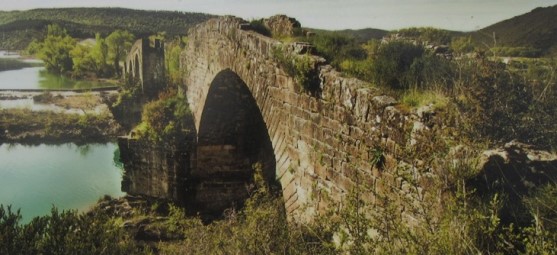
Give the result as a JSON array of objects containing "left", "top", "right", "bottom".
[
  {"left": 0, "top": 8, "right": 215, "bottom": 49},
  {"left": 472, "top": 5, "right": 557, "bottom": 56}
]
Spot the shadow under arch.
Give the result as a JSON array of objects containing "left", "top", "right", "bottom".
[
  {"left": 134, "top": 54, "right": 140, "bottom": 80},
  {"left": 191, "top": 68, "right": 277, "bottom": 216}
]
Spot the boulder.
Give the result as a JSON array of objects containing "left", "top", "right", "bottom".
[
  {"left": 469, "top": 141, "right": 557, "bottom": 223},
  {"left": 473, "top": 141, "right": 557, "bottom": 195},
  {"left": 263, "top": 15, "right": 301, "bottom": 37}
]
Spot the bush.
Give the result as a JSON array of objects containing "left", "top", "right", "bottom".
[
  {"left": 135, "top": 88, "right": 192, "bottom": 142},
  {"left": 0, "top": 205, "right": 138, "bottom": 255},
  {"left": 455, "top": 55, "right": 557, "bottom": 148},
  {"left": 370, "top": 41, "right": 425, "bottom": 89},
  {"left": 157, "top": 163, "right": 336, "bottom": 255},
  {"left": 272, "top": 45, "right": 319, "bottom": 94},
  {"left": 308, "top": 32, "right": 366, "bottom": 66}
]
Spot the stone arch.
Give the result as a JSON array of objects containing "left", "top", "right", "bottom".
[{"left": 191, "top": 68, "right": 277, "bottom": 215}]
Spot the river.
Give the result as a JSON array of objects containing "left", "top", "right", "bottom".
[
  {"left": 0, "top": 143, "right": 125, "bottom": 222},
  {"left": 0, "top": 51, "right": 113, "bottom": 90},
  {"left": 0, "top": 51, "right": 125, "bottom": 223}
]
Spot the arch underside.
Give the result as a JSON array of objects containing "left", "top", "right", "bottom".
[{"left": 192, "top": 69, "right": 276, "bottom": 214}]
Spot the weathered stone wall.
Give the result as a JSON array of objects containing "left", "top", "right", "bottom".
[
  {"left": 118, "top": 137, "right": 193, "bottom": 204},
  {"left": 183, "top": 16, "right": 433, "bottom": 221}
]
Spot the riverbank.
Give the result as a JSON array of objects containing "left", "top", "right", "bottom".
[{"left": 0, "top": 108, "right": 124, "bottom": 145}]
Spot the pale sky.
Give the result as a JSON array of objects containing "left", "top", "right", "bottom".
[{"left": 2, "top": 0, "right": 556, "bottom": 31}]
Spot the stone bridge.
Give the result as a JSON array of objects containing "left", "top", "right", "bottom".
[
  {"left": 179, "top": 16, "right": 428, "bottom": 220},
  {"left": 123, "top": 38, "right": 166, "bottom": 95},
  {"left": 119, "top": 15, "right": 557, "bottom": 224}
]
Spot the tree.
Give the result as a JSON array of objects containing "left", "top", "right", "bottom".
[
  {"left": 70, "top": 44, "right": 95, "bottom": 77},
  {"left": 90, "top": 33, "right": 111, "bottom": 76},
  {"left": 70, "top": 34, "right": 113, "bottom": 78},
  {"left": 35, "top": 24, "right": 76, "bottom": 74},
  {"left": 106, "top": 30, "right": 134, "bottom": 76}
]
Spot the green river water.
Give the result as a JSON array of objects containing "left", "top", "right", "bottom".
[
  {"left": 0, "top": 52, "right": 125, "bottom": 223},
  {"left": 0, "top": 143, "right": 125, "bottom": 222}
]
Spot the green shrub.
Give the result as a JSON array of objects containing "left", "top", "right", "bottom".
[
  {"left": 165, "top": 38, "right": 185, "bottom": 86},
  {"left": 135, "top": 88, "right": 192, "bottom": 142},
  {"left": 450, "top": 36, "right": 475, "bottom": 55},
  {"left": 272, "top": 45, "right": 318, "bottom": 94},
  {"left": 0, "top": 205, "right": 139, "bottom": 255},
  {"left": 370, "top": 41, "right": 425, "bottom": 89},
  {"left": 308, "top": 32, "right": 366, "bottom": 66},
  {"left": 454, "top": 55, "right": 557, "bottom": 148}
]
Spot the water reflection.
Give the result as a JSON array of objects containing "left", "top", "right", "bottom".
[
  {"left": 37, "top": 69, "right": 113, "bottom": 90},
  {"left": 0, "top": 58, "right": 41, "bottom": 72},
  {"left": 0, "top": 51, "right": 114, "bottom": 90},
  {"left": 77, "top": 144, "right": 92, "bottom": 157},
  {"left": 113, "top": 147, "right": 124, "bottom": 169}
]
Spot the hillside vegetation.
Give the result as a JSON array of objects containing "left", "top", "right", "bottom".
[
  {"left": 310, "top": 5, "right": 557, "bottom": 57},
  {"left": 472, "top": 5, "right": 557, "bottom": 56},
  {"left": 0, "top": 8, "right": 215, "bottom": 49},
  {"left": 307, "top": 27, "right": 388, "bottom": 44}
]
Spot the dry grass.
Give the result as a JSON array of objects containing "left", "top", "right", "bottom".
[
  {"left": 401, "top": 88, "right": 449, "bottom": 110},
  {"left": 53, "top": 94, "right": 101, "bottom": 110}
]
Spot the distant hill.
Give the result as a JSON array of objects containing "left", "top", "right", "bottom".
[
  {"left": 330, "top": 28, "right": 388, "bottom": 43},
  {"left": 390, "top": 27, "right": 464, "bottom": 45},
  {"left": 0, "top": 8, "right": 215, "bottom": 49},
  {"left": 308, "top": 5, "right": 557, "bottom": 57},
  {"left": 308, "top": 28, "right": 388, "bottom": 43},
  {"left": 472, "top": 5, "right": 557, "bottom": 56}
]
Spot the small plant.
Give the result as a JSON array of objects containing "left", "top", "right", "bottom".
[{"left": 271, "top": 45, "right": 318, "bottom": 94}]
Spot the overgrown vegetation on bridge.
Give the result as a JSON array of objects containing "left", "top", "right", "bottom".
[
  {"left": 271, "top": 45, "right": 317, "bottom": 93},
  {"left": 302, "top": 27, "right": 557, "bottom": 149},
  {"left": 132, "top": 87, "right": 193, "bottom": 143}
]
